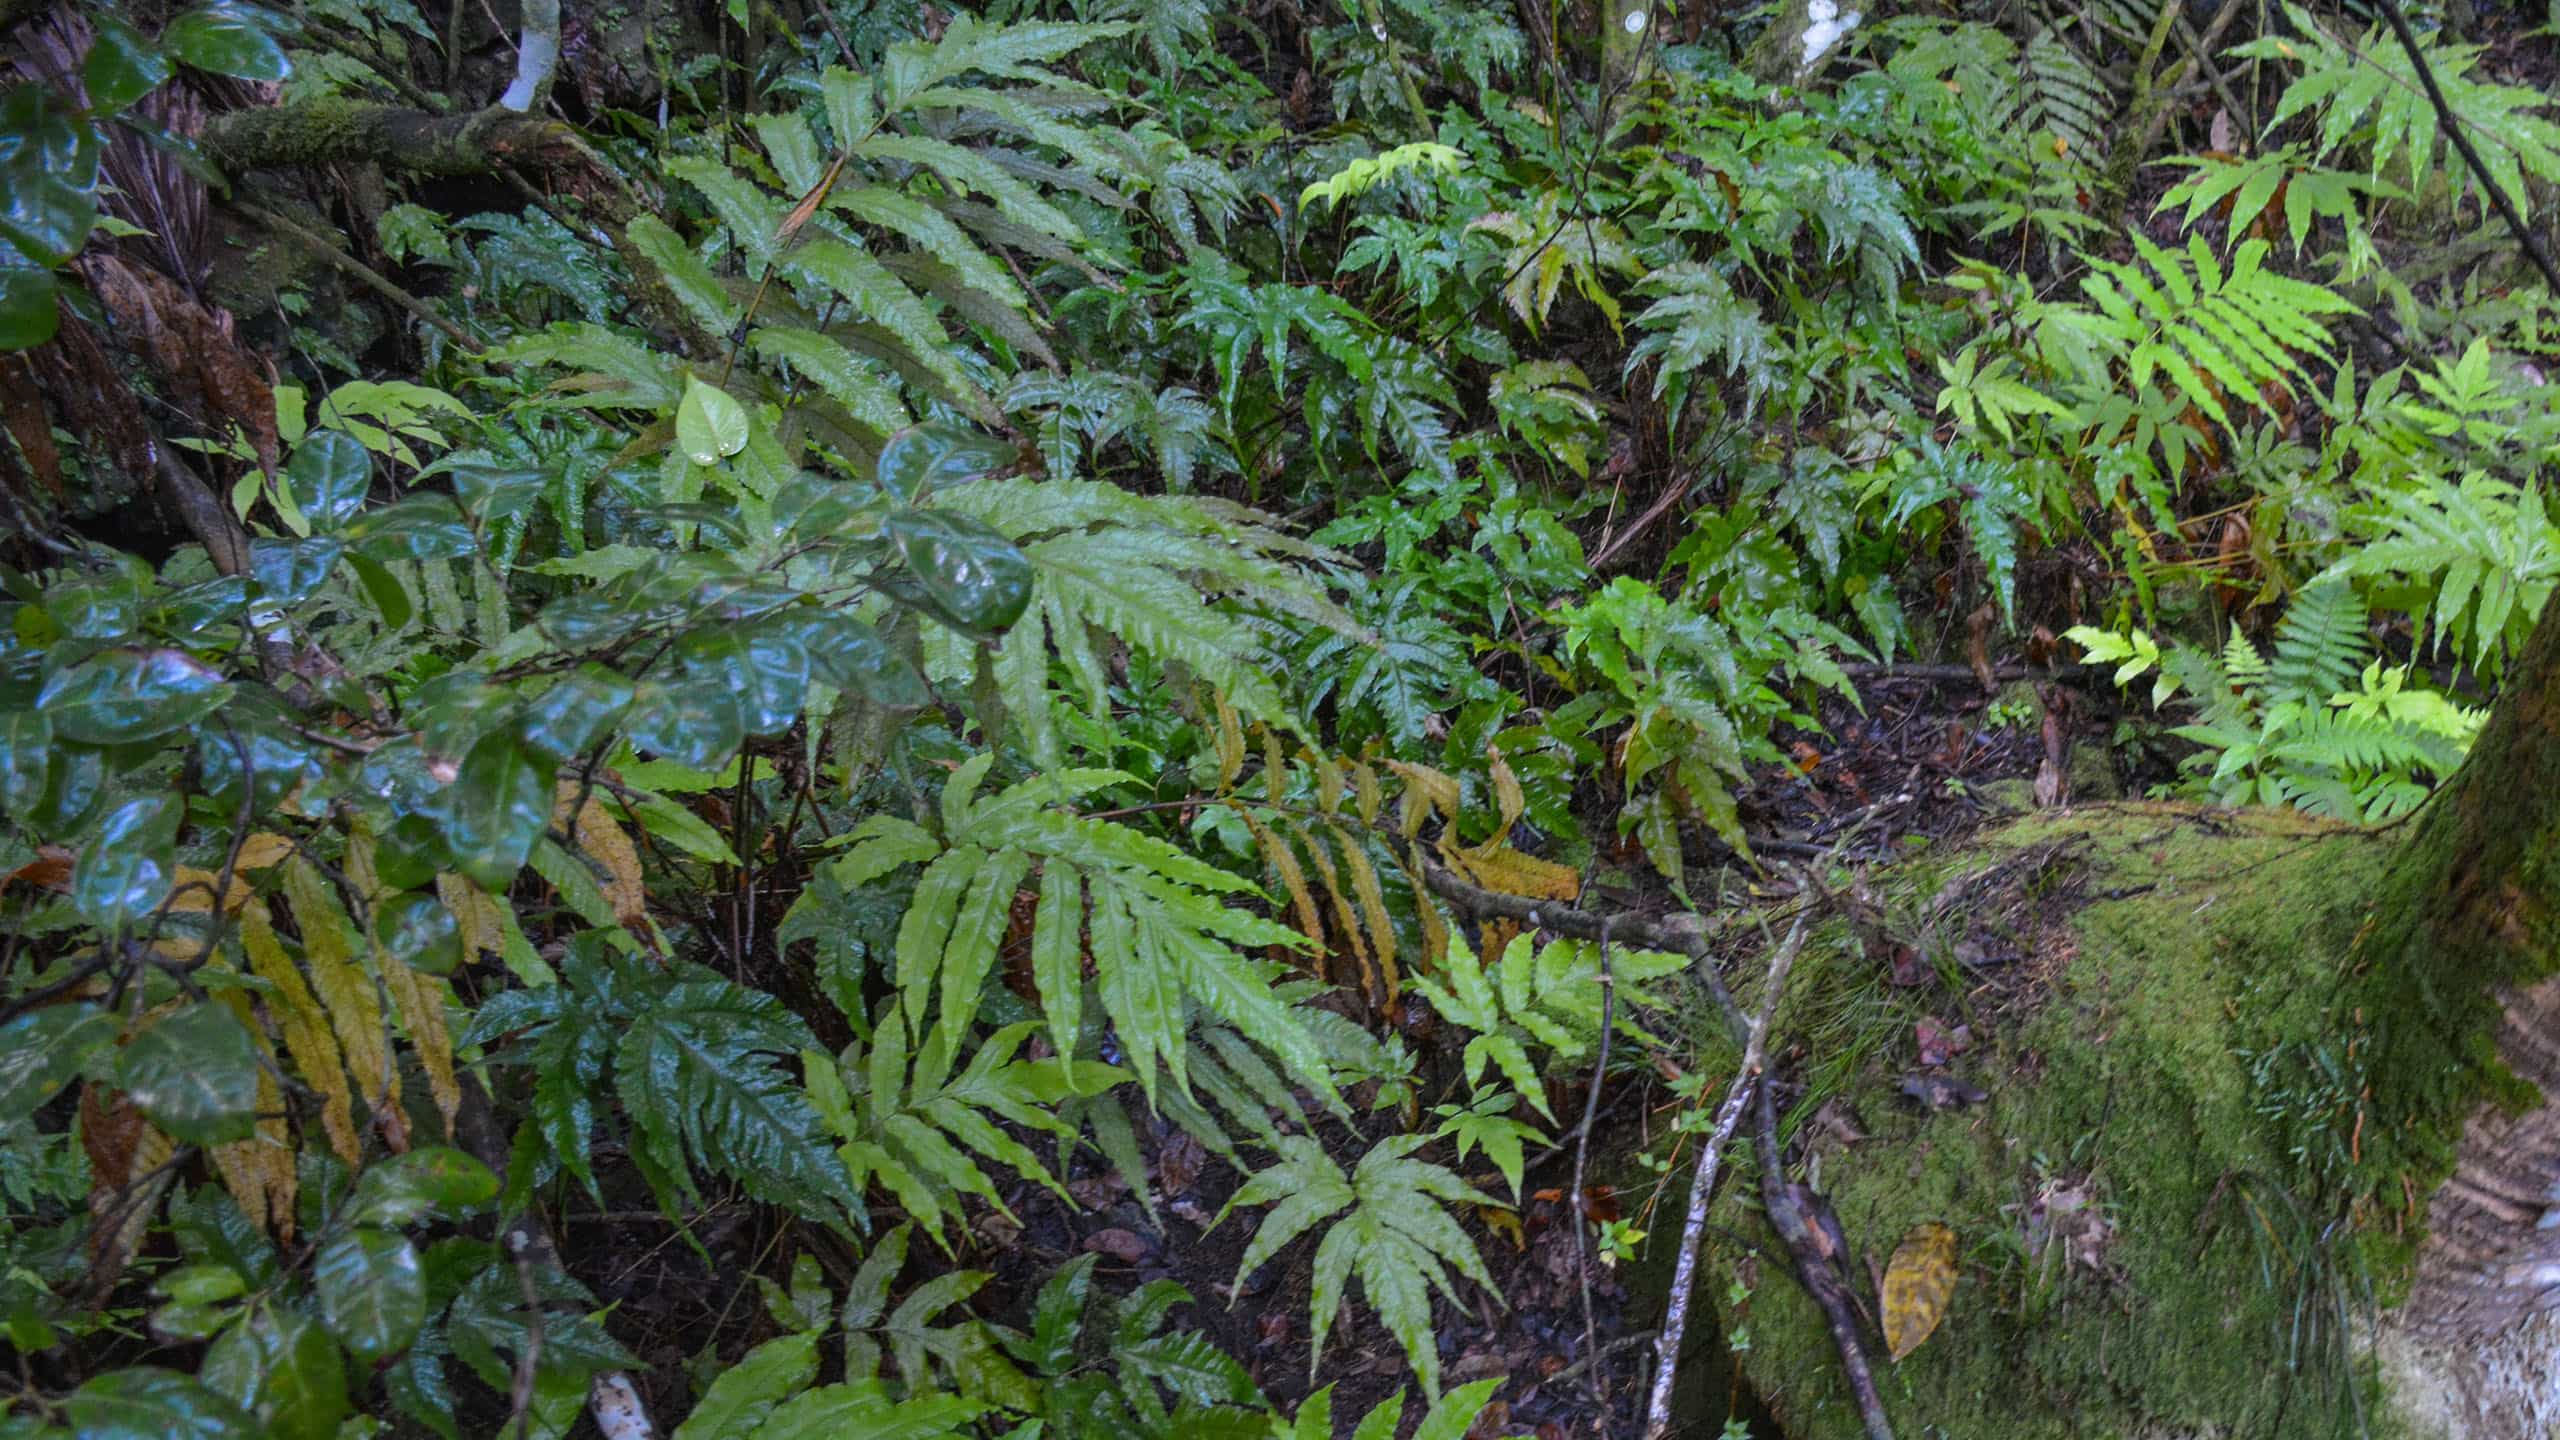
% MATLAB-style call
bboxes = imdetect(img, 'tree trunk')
[2370,607,2560,1338]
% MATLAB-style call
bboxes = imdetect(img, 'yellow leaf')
[242,899,360,1166]
[283,857,399,1129]
[1242,812,1323,951]
[382,960,460,1143]
[1353,760,1383,828]
[208,995,297,1243]
[1385,761,1460,840]
[1214,697,1244,792]
[1480,1205,1526,1251]
[1487,744,1525,833]
[559,786,648,934]
[1331,823,1397,1005]
[1290,819,1369,989]
[1262,726,1287,808]
[82,1084,174,1293]
[162,834,294,916]
[1882,1221,1959,1361]
[1446,842,1581,904]
[439,871,556,986]
[1402,842,1450,971]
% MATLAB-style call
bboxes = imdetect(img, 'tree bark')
[2372,607,2560,1337]
[202,99,580,177]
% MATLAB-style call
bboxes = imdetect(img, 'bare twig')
[1644,914,1807,1439]
[1570,916,1616,1401]
[506,1228,546,1440]
[234,202,483,353]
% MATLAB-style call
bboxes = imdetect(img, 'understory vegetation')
[0,0,2554,1433]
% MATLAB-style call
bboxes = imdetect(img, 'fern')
[1301,142,1466,212]
[1406,929,1690,1123]
[821,759,1331,1107]
[2048,235,2357,433]
[1627,261,1774,424]
[2236,3,2560,220]
[2155,146,2392,254]
[463,948,865,1228]
[2265,579,2368,707]
[805,1013,1114,1247]
[1873,441,2038,624]
[2320,470,2560,676]
[932,474,1354,765]
[1217,1133,1500,1397]
[1468,190,1642,334]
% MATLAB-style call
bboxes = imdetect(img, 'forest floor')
[536,666,2069,1437]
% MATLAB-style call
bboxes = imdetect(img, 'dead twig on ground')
[1643,912,1807,1439]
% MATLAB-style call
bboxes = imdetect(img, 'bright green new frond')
[2320,470,2560,675]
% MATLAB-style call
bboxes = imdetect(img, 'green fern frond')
[2236,3,2560,219]
[2266,581,2369,708]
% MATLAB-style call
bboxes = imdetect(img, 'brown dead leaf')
[1083,1228,1149,1263]
[1155,1131,1207,1198]
[1898,1071,1989,1111]
[1915,1017,1955,1068]
[79,253,277,478]
[1964,601,1998,693]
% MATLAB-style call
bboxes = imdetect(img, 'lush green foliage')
[2,0,2556,1432]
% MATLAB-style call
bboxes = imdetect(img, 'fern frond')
[2266,581,2369,708]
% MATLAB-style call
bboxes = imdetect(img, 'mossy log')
[1649,797,2556,1439]
[202,99,580,177]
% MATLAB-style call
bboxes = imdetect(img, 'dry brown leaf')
[81,1084,173,1296]
[79,253,277,478]
[559,787,647,934]
[1882,1221,1959,1360]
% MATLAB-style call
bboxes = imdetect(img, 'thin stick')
[235,202,483,353]
[1570,916,1616,1399]
[1643,914,1806,1440]
[506,1227,546,1440]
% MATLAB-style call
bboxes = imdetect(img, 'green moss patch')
[1688,805,2417,1440]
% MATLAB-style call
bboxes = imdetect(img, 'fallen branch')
[1643,913,1807,1439]
[1755,1079,1895,1440]
[204,99,579,177]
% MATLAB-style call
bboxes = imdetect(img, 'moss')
[1679,806,2432,1440]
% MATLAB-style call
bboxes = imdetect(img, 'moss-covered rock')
[1671,805,2428,1438]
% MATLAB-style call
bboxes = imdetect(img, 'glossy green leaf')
[344,551,413,631]
[114,1002,259,1146]
[0,709,51,820]
[346,1148,499,1226]
[670,1331,818,1440]
[756,1384,980,1440]
[875,425,1015,501]
[37,647,230,744]
[314,1229,426,1363]
[622,682,743,771]
[0,264,58,349]
[200,1307,349,1440]
[161,4,292,82]
[82,18,171,113]
[72,794,180,928]
[518,665,636,762]
[441,734,554,889]
[64,1367,253,1439]
[373,891,461,975]
[287,431,372,531]
[676,378,750,465]
[0,1003,114,1124]
[885,508,1032,636]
